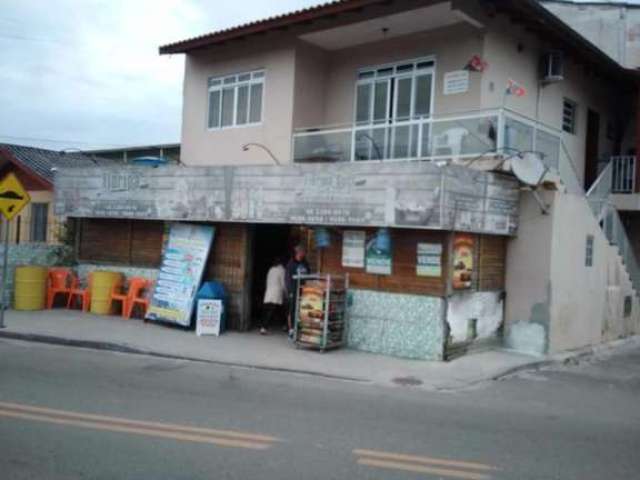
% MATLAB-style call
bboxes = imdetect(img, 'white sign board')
[196,299,223,336]
[342,230,366,268]
[417,243,443,277]
[443,70,470,95]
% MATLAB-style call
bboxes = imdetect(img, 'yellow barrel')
[14,266,48,311]
[90,271,123,315]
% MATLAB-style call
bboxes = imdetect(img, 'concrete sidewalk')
[0,309,544,391]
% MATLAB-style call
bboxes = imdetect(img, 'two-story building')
[55,0,640,360]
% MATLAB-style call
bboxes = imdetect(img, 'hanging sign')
[443,70,470,95]
[417,243,442,277]
[0,173,30,220]
[365,235,392,275]
[196,299,223,336]
[146,223,215,327]
[452,234,474,290]
[342,230,365,268]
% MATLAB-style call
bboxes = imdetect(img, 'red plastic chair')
[47,268,75,309]
[67,273,93,312]
[125,279,153,320]
[109,277,149,319]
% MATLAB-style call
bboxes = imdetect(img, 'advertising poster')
[196,299,223,336]
[342,230,365,268]
[452,233,474,290]
[365,236,392,275]
[417,243,442,277]
[146,223,215,327]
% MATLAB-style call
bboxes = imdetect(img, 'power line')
[0,133,130,148]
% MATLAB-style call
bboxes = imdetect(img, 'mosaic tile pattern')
[346,289,444,360]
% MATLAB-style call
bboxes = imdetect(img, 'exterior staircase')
[586,162,640,295]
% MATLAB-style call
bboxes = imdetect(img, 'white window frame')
[352,56,436,161]
[562,98,577,135]
[207,69,265,130]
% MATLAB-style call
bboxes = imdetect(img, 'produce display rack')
[293,273,349,352]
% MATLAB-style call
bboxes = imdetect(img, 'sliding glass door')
[353,59,434,161]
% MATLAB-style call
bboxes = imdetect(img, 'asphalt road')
[0,338,639,480]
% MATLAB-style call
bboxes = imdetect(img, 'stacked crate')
[294,274,348,351]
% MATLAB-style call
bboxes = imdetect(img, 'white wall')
[447,291,503,344]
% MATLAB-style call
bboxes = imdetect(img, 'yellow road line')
[357,458,493,480]
[353,448,498,471]
[0,401,277,443]
[0,408,273,450]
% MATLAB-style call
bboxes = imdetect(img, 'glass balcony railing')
[293,111,500,163]
[293,108,565,171]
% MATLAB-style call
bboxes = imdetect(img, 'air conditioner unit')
[540,51,564,84]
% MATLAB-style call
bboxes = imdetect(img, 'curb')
[491,335,640,380]
[0,331,368,384]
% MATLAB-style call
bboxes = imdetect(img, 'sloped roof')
[158,0,636,80]
[0,143,112,186]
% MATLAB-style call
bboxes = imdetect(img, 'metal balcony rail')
[611,155,636,193]
[587,162,640,295]
[586,162,613,221]
[603,204,640,293]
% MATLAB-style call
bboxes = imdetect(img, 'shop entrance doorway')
[249,224,297,331]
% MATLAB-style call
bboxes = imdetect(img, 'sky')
[0,0,322,150]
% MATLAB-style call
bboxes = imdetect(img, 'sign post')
[0,173,31,328]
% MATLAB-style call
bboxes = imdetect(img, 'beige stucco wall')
[505,189,640,355]
[320,23,484,127]
[180,41,296,166]
[292,42,328,129]
[480,15,620,188]
[504,191,554,354]
[548,192,640,353]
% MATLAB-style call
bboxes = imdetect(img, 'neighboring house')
[0,144,101,245]
[54,0,640,360]
[87,143,180,164]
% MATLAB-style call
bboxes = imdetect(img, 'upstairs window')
[208,70,264,129]
[562,98,577,134]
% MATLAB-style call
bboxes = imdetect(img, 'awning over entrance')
[54,162,519,235]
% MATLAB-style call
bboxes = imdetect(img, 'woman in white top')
[260,257,286,334]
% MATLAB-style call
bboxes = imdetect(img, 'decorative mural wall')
[346,288,444,360]
[54,162,520,236]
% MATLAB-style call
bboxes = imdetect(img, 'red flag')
[506,79,526,97]
[464,55,488,72]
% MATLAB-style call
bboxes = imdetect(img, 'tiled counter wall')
[346,289,445,360]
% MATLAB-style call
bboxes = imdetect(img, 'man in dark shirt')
[285,245,310,337]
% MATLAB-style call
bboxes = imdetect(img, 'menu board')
[342,230,366,268]
[196,299,223,336]
[146,223,215,327]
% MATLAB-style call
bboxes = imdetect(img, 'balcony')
[292,108,568,178]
